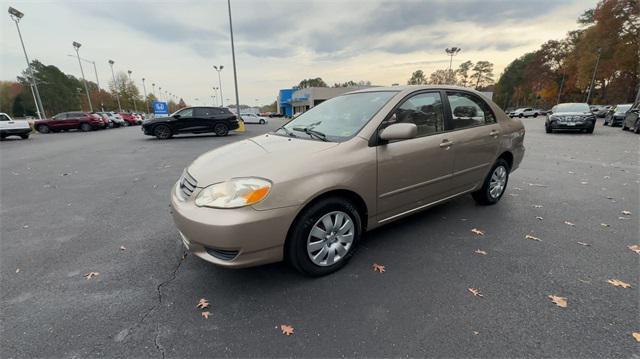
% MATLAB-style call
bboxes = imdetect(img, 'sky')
[1,0,593,107]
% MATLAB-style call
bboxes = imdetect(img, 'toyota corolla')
[171,86,525,276]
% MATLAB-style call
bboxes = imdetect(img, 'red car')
[119,112,142,126]
[35,112,104,133]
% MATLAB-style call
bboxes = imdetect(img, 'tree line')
[0,60,185,117]
[494,0,639,109]
[406,60,495,89]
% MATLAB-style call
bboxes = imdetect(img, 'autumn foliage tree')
[495,0,639,109]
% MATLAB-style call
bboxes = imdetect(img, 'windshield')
[553,103,590,113]
[278,91,396,142]
[615,104,631,113]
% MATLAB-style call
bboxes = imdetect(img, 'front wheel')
[533,113,538,118]
[545,125,552,133]
[153,125,173,139]
[259,119,265,124]
[80,123,92,132]
[37,125,50,133]
[214,123,229,136]
[286,197,362,276]
[472,159,510,205]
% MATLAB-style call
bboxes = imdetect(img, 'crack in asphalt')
[154,323,166,359]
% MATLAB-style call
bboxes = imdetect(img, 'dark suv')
[34,112,104,133]
[142,107,239,139]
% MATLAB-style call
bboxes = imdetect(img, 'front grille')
[206,248,239,261]
[179,170,197,198]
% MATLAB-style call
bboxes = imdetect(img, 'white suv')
[509,108,542,118]
[0,113,32,140]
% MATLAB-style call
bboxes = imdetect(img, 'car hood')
[187,134,339,187]
[143,117,171,125]
[551,111,592,116]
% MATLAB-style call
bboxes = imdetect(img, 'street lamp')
[108,60,122,112]
[68,53,102,111]
[586,48,602,105]
[127,70,138,112]
[8,6,46,119]
[141,78,150,114]
[445,47,461,84]
[73,41,93,112]
[213,65,224,106]
[227,0,243,128]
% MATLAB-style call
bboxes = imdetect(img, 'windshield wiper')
[275,126,296,137]
[292,126,328,141]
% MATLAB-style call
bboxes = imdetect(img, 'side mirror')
[379,123,417,142]
[173,114,181,119]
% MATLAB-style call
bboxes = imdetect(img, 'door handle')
[439,140,454,148]
[489,130,500,137]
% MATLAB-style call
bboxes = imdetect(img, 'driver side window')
[178,108,193,117]
[393,92,444,137]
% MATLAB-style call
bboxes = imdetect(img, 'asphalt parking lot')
[1,117,638,358]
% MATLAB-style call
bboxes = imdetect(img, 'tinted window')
[447,92,495,129]
[178,108,193,117]
[394,92,444,137]
[0,114,10,121]
[554,103,590,113]
[194,108,216,117]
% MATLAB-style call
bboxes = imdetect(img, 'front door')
[376,91,455,223]
[173,108,196,133]
[444,91,501,191]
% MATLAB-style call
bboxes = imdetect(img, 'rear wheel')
[586,126,594,134]
[472,159,510,205]
[37,125,50,133]
[214,123,229,136]
[153,125,173,139]
[533,113,538,118]
[259,119,265,124]
[286,197,362,276]
[80,123,92,132]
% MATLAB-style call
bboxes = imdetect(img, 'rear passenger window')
[393,92,445,137]
[194,108,215,117]
[446,92,496,129]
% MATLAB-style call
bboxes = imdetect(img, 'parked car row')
[142,106,239,139]
[603,104,633,127]
[544,102,640,135]
[508,108,547,118]
[34,111,145,134]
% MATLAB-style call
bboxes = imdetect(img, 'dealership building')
[277,86,371,117]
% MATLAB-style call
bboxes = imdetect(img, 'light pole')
[227,0,242,127]
[212,87,219,106]
[586,48,602,105]
[127,70,138,112]
[213,65,224,106]
[445,47,461,84]
[67,54,102,110]
[8,6,45,119]
[141,78,149,114]
[108,60,122,112]
[159,86,163,102]
[73,41,93,112]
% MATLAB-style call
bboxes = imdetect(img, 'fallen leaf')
[600,223,610,227]
[513,187,523,191]
[568,171,575,174]
[604,175,610,179]
[528,183,548,187]
[509,193,519,197]
[15,268,20,273]
[548,294,567,308]
[196,298,210,309]
[22,225,29,229]
[280,324,294,336]
[474,249,487,256]
[580,181,588,185]
[628,245,640,255]
[618,216,630,220]
[536,216,544,221]
[532,205,543,208]
[84,272,99,279]
[372,263,385,273]
[119,246,126,251]
[578,279,591,284]
[60,173,70,176]
[201,311,211,319]
[564,221,576,226]
[607,279,632,289]
[525,234,542,242]
[468,288,484,297]
[621,210,632,216]
[576,242,591,246]
[471,228,485,236]
[633,332,640,342]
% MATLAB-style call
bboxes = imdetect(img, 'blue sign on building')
[152,101,169,116]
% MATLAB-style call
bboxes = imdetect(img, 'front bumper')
[548,120,594,130]
[170,182,299,268]
[1,128,32,135]
[610,116,625,126]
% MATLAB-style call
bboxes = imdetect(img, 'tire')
[286,197,362,276]
[80,123,92,132]
[533,113,538,118]
[472,159,510,205]
[153,124,173,139]
[37,124,50,133]
[518,114,523,118]
[586,127,594,134]
[259,119,265,124]
[20,134,29,139]
[545,125,552,133]
[214,123,229,136]
[634,121,640,134]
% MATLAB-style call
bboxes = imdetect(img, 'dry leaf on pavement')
[528,183,548,187]
[15,268,20,273]
[576,242,591,246]
[372,263,385,273]
[471,228,485,236]
[628,245,640,255]
[196,298,210,309]
[474,249,487,255]
[607,279,632,289]
[600,223,610,227]
[621,210,632,216]
[201,311,211,319]
[564,221,576,226]
[548,295,567,308]
[84,272,99,279]
[468,288,484,297]
[536,216,544,221]
[280,324,294,336]
[532,204,543,208]
[119,246,126,251]
[633,332,640,342]
[525,234,542,242]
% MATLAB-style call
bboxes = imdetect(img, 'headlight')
[195,178,271,208]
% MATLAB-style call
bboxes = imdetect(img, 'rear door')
[193,107,217,132]
[376,91,455,222]
[444,91,501,191]
[65,112,83,129]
